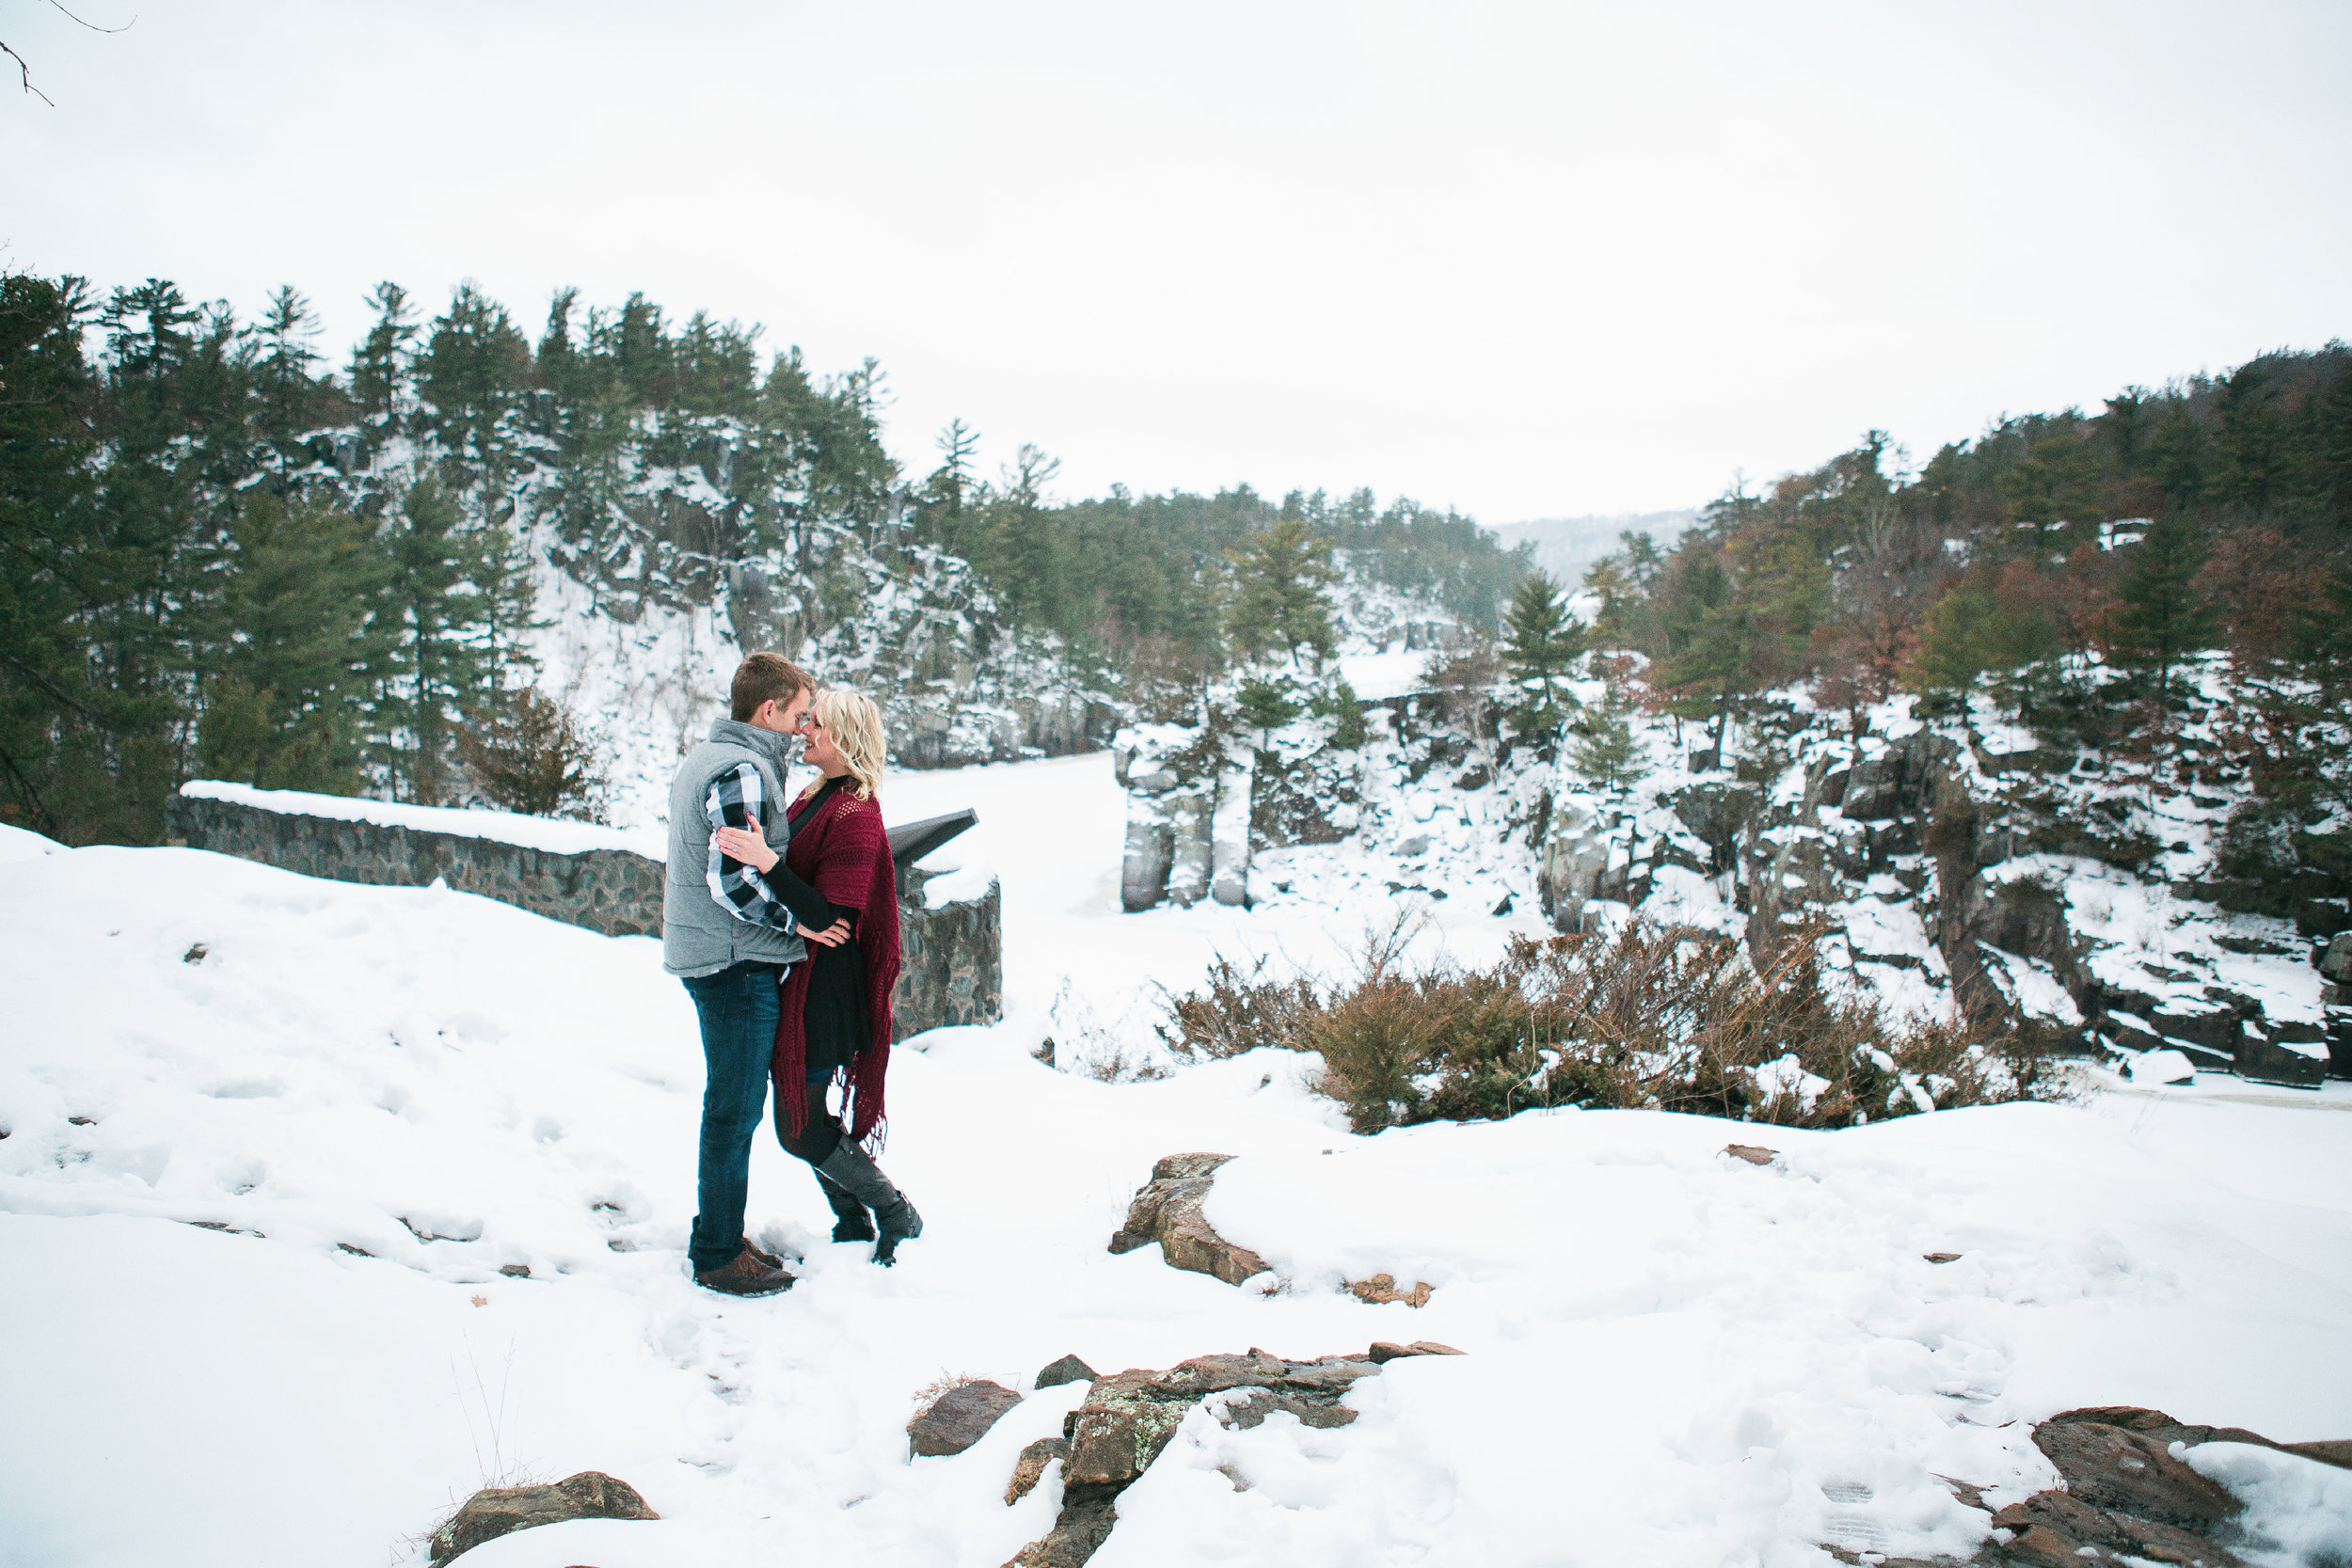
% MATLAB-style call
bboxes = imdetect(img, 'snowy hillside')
[5,759,2351,1568]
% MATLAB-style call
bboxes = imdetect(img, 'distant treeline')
[1578,343,2352,916]
[0,272,1520,844]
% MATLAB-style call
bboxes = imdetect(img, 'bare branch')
[48,1,135,33]
[3,40,57,105]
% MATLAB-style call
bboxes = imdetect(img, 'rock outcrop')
[1114,718,1368,911]
[1538,708,2350,1085]
[426,1471,658,1564]
[1821,1404,2352,1568]
[1004,1349,1415,1568]
[1107,1153,1270,1286]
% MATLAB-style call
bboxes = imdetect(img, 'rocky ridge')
[1117,655,2349,1086]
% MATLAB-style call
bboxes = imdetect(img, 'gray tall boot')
[815,1169,876,1243]
[814,1141,923,1265]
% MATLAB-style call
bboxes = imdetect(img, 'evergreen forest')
[0,272,1521,844]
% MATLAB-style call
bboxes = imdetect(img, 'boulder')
[911,1379,1025,1458]
[426,1471,657,1565]
[1107,1154,1270,1287]
[2030,1414,2241,1531]
[1367,1340,1463,1363]
[2318,931,2351,984]
[1034,1354,1098,1390]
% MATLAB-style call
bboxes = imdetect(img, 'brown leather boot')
[694,1244,795,1296]
[741,1236,787,1270]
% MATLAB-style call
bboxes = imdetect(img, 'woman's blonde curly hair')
[804,687,887,800]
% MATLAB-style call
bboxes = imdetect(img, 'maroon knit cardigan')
[771,781,900,1144]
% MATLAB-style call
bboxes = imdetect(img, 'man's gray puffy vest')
[662,717,810,977]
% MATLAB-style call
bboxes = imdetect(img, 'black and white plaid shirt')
[705,763,799,933]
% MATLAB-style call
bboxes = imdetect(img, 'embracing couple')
[660,652,921,1297]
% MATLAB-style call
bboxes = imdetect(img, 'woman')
[714,688,920,1265]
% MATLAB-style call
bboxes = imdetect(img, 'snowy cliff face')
[524,530,1121,830]
[282,423,1123,830]
[1117,646,2348,1087]
[1541,673,2345,1085]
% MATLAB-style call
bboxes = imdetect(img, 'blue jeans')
[680,961,782,1273]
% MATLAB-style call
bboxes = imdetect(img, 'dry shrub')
[456,685,611,821]
[1161,920,2055,1134]
[1155,911,1422,1062]
[1154,954,1326,1061]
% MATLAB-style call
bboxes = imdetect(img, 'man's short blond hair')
[730,653,811,721]
[811,688,887,800]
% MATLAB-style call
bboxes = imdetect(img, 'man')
[663,652,848,1296]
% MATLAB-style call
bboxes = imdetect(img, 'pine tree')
[1234,676,1301,740]
[348,281,418,428]
[1502,570,1585,718]
[1655,548,1754,768]
[0,273,175,843]
[420,283,534,506]
[1225,516,1337,667]
[1996,427,2108,542]
[194,494,387,792]
[249,285,324,443]
[2143,400,2213,514]
[2106,512,2217,702]
[1567,673,1641,789]
[1909,571,2058,701]
[376,477,502,804]
[2216,365,2289,515]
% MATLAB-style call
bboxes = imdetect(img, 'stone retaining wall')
[896,866,1006,1040]
[167,792,664,936]
[167,790,1002,1038]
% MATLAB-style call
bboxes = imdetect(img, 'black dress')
[766,775,869,1081]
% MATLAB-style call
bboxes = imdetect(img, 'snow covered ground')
[5,756,2350,1568]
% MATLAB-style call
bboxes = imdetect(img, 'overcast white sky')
[7,1,2348,523]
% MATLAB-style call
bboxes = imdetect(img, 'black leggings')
[774,1087,846,1166]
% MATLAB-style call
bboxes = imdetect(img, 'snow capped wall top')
[0,822,66,863]
[177,781,669,861]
